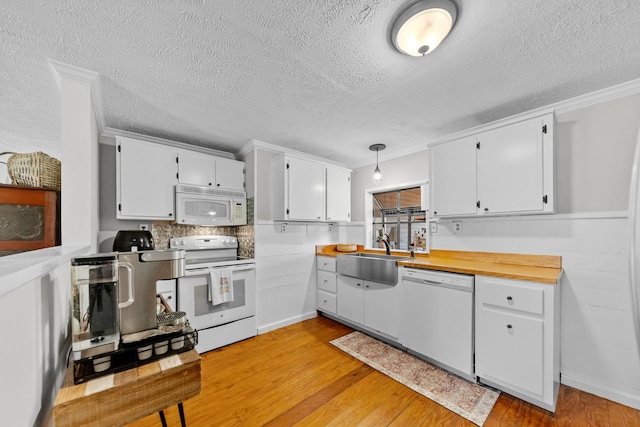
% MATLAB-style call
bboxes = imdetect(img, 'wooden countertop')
[53,349,201,427]
[316,245,562,284]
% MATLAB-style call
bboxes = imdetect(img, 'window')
[371,187,427,251]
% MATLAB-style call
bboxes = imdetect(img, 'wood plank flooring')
[127,316,640,426]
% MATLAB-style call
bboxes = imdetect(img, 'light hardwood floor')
[128,316,640,426]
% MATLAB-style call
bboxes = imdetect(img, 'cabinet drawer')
[479,279,543,315]
[317,256,337,272]
[317,271,337,293]
[317,290,337,314]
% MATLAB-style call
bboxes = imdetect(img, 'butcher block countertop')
[316,245,562,284]
[53,349,201,427]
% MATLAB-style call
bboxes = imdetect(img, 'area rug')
[330,331,499,426]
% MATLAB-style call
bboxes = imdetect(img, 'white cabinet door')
[288,157,325,221]
[178,149,215,186]
[479,309,544,396]
[477,117,545,214]
[337,275,363,324]
[325,166,351,222]
[430,136,477,217]
[215,158,245,191]
[117,137,177,219]
[363,281,398,338]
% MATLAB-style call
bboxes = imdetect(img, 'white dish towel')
[208,267,234,306]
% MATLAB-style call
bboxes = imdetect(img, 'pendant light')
[369,144,386,186]
[391,0,458,57]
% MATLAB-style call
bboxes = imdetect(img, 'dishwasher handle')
[402,273,474,292]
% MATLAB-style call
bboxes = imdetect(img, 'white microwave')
[175,185,247,226]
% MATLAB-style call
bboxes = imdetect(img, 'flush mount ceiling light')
[391,0,458,57]
[369,144,386,186]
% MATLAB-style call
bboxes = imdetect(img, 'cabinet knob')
[208,182,212,186]
[357,283,361,287]
[166,296,172,300]
[507,324,513,330]
[169,213,173,217]
[217,183,220,187]
[323,299,327,303]
[484,207,489,212]
[506,296,513,302]
[317,216,321,219]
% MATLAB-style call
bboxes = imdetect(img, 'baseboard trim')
[257,311,317,335]
[561,373,640,410]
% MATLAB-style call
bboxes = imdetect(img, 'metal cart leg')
[158,410,168,427]
[178,402,186,427]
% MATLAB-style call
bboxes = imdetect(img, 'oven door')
[175,191,233,226]
[177,264,255,330]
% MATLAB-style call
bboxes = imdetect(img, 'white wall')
[60,78,100,251]
[351,150,429,223]
[0,261,75,426]
[555,92,640,213]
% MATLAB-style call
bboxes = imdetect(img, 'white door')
[326,166,351,222]
[363,281,399,338]
[215,158,245,191]
[430,136,477,217]
[336,275,363,324]
[178,150,215,186]
[476,118,544,214]
[117,137,177,219]
[287,157,325,221]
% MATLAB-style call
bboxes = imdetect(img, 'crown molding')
[47,59,106,133]
[237,139,349,168]
[99,127,235,159]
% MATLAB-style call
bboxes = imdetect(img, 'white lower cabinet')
[336,275,398,339]
[475,275,559,412]
[316,256,338,315]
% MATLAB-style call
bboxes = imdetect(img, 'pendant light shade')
[391,0,458,57]
[369,144,386,186]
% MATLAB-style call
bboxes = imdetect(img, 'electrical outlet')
[281,223,287,233]
[430,222,437,233]
[328,223,333,232]
[139,223,149,231]
[453,221,462,233]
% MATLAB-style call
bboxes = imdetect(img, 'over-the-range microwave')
[175,184,247,226]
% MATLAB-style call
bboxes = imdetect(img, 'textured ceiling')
[1,0,639,167]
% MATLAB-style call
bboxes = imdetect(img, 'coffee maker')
[116,249,185,336]
[70,254,134,359]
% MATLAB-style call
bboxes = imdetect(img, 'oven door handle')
[226,265,255,272]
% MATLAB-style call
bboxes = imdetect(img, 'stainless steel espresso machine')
[70,236,190,383]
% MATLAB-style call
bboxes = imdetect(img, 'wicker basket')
[1,152,61,190]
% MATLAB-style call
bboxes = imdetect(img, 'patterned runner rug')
[331,331,500,426]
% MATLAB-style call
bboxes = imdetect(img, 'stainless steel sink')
[336,253,410,285]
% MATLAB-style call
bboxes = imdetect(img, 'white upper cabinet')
[326,165,351,222]
[177,149,214,186]
[215,158,245,192]
[272,154,351,222]
[178,150,244,192]
[430,113,555,218]
[430,136,477,217]
[477,116,551,215]
[116,137,177,220]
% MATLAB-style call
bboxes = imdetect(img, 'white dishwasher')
[399,268,475,381]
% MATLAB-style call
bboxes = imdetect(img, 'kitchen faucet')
[377,233,391,256]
